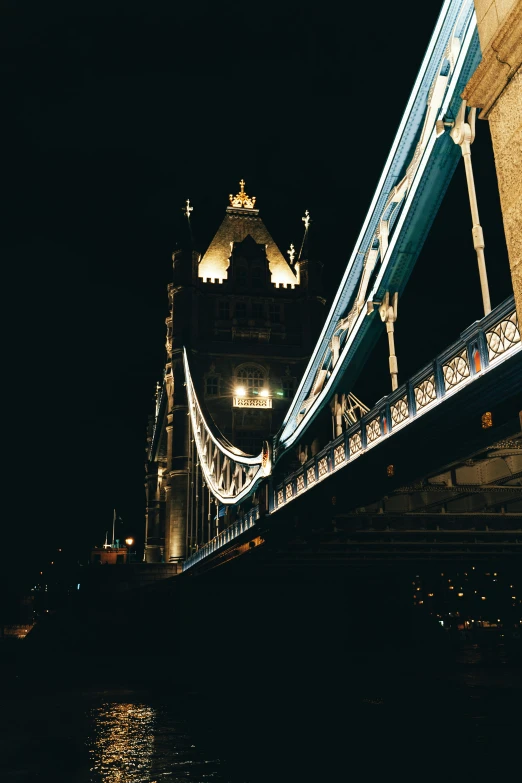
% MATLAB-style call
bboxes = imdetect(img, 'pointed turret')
[198,179,297,285]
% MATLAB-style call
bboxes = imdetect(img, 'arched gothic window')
[235,363,266,395]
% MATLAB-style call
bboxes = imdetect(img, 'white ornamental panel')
[233,397,272,408]
[486,311,520,362]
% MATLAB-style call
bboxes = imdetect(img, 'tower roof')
[198,180,297,285]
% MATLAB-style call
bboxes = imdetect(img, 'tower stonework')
[463,0,522,322]
[144,183,325,564]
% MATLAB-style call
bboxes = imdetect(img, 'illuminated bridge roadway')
[166,0,522,572]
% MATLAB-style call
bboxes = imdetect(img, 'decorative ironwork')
[297,474,305,493]
[273,9,481,454]
[443,348,470,390]
[262,440,270,472]
[307,466,316,485]
[350,432,362,455]
[334,444,345,466]
[277,489,284,506]
[233,396,272,408]
[318,457,328,478]
[414,375,437,409]
[342,393,370,426]
[286,483,293,500]
[183,350,265,506]
[390,396,409,426]
[229,179,256,209]
[366,418,381,443]
[302,209,311,229]
[486,311,520,361]
[287,243,296,264]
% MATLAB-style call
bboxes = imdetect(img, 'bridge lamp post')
[125,537,134,563]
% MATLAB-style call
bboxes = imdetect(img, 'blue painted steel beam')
[276,0,480,455]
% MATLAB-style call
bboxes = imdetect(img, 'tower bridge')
[144,0,522,572]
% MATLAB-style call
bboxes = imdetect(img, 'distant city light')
[481,411,493,428]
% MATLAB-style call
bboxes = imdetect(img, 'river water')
[1,640,521,782]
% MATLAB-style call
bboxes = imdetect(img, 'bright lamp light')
[235,386,246,396]
[259,388,269,397]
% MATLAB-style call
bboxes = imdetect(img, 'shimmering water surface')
[0,689,227,783]
[86,700,223,782]
[1,643,521,782]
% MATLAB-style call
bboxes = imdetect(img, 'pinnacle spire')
[298,209,311,261]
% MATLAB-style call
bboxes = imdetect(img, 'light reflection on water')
[86,700,222,783]
[88,703,155,782]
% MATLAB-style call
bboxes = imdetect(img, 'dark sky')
[3,1,513,581]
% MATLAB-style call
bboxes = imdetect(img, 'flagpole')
[112,509,116,548]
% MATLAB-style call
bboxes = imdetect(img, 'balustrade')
[272,299,519,512]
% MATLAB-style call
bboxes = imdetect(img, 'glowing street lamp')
[259,388,269,397]
[235,386,246,396]
[125,538,134,547]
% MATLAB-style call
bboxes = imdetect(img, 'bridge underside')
[184,350,521,573]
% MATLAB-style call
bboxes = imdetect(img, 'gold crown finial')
[229,179,256,209]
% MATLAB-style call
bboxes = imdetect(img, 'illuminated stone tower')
[144,181,325,564]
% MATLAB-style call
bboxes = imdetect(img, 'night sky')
[4,1,513,583]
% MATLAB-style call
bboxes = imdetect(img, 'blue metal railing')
[272,297,520,513]
[183,505,261,570]
[182,296,520,571]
